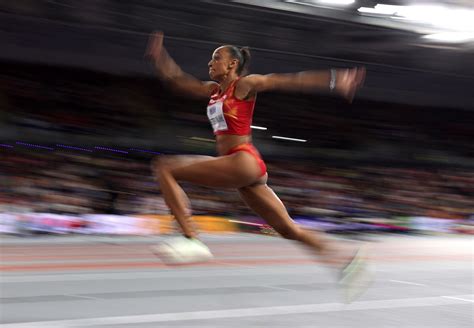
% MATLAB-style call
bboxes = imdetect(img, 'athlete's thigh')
[152,154,215,172]
[172,152,261,189]
[238,184,297,230]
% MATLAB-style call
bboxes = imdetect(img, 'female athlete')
[145,32,366,282]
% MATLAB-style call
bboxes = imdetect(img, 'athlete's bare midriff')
[216,134,252,156]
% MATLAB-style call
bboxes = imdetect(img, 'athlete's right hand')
[145,31,164,62]
[144,31,186,82]
[335,67,366,103]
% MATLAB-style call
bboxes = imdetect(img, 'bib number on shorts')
[207,101,228,132]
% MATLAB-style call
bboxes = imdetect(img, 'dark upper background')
[1,0,473,109]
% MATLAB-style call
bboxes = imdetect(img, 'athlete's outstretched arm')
[236,68,365,103]
[146,32,217,99]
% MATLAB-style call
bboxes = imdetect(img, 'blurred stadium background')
[0,0,472,236]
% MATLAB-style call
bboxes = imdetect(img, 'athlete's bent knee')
[151,155,173,176]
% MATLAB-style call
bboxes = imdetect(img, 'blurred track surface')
[1,234,473,327]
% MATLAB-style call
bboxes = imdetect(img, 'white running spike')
[151,237,213,264]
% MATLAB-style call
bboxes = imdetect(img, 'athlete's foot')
[338,244,373,303]
[151,236,214,265]
[318,242,351,268]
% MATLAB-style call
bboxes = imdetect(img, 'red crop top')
[207,77,256,135]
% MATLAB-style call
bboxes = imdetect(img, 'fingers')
[345,88,356,103]
[345,67,366,103]
[355,67,366,88]
[152,31,164,48]
[145,31,164,60]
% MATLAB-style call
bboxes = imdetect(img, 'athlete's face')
[208,47,237,81]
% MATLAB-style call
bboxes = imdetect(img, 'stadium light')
[272,136,307,142]
[358,4,474,31]
[422,32,474,43]
[357,4,398,16]
[358,4,474,43]
[286,0,355,7]
[314,0,355,5]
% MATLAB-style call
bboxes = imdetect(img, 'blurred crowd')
[0,65,163,138]
[1,149,472,221]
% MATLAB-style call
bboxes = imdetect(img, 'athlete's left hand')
[335,67,366,103]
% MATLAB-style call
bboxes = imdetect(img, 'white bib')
[207,101,228,132]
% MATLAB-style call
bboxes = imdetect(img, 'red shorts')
[226,143,267,178]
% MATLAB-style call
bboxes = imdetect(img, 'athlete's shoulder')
[237,74,273,89]
[205,81,219,96]
[238,74,265,84]
[234,74,271,98]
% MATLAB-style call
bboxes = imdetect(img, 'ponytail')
[223,45,251,76]
[239,47,251,76]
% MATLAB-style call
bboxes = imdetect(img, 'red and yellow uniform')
[207,77,255,136]
[207,78,267,177]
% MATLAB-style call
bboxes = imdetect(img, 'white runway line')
[263,285,295,292]
[441,296,474,303]
[0,267,324,283]
[64,294,102,301]
[212,260,254,269]
[389,279,427,286]
[1,294,472,327]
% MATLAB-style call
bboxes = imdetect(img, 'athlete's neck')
[218,74,239,95]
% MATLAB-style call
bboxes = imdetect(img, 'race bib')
[207,101,228,132]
